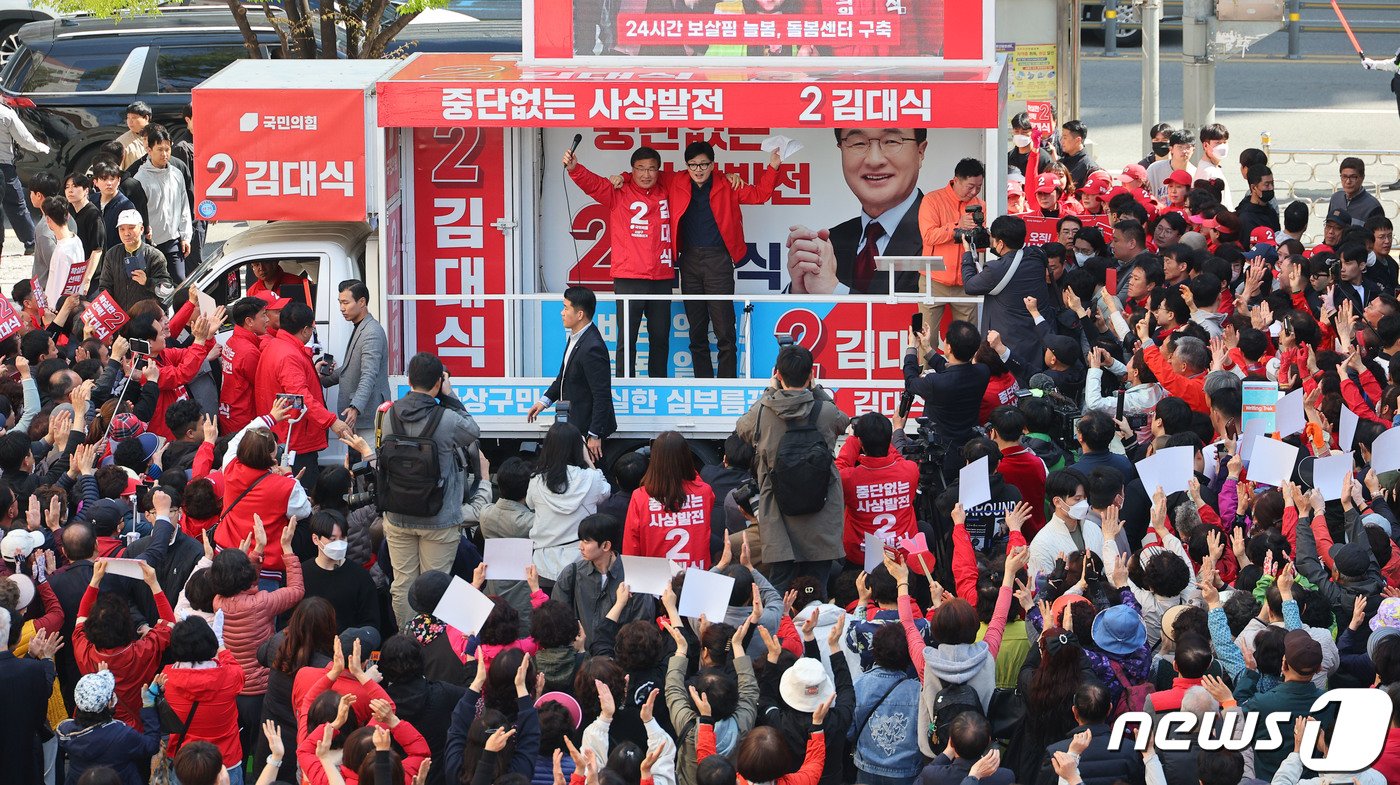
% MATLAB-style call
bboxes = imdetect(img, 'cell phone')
[898,390,913,418]
[911,312,923,335]
[319,353,335,366]
[275,393,305,411]
[127,338,152,356]
[123,255,146,277]
[1116,390,1126,421]
[882,545,903,563]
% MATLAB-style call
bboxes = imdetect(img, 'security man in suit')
[528,286,617,463]
[317,279,391,447]
[785,127,930,296]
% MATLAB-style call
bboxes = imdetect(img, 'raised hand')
[661,618,688,657]
[756,625,782,664]
[688,685,712,717]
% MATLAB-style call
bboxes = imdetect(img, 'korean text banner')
[532,0,985,61]
[192,89,368,222]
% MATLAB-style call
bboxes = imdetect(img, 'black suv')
[0,7,284,180]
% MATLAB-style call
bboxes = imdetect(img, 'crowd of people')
[4,101,1400,785]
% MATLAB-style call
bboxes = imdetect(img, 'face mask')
[1367,250,1377,268]
[321,539,349,563]
[1259,189,1275,203]
[1212,143,1229,160]
[1075,251,1090,265]
[1012,134,1032,148]
[1068,499,1091,520]
[1152,142,1171,157]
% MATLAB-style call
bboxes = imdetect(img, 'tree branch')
[224,0,266,59]
[261,0,291,59]
[363,9,418,59]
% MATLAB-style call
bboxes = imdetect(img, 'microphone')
[1028,372,1057,394]
[569,133,582,155]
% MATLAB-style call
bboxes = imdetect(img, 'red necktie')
[854,221,886,293]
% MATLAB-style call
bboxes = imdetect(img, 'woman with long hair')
[257,596,339,782]
[445,648,542,783]
[528,422,610,584]
[1008,625,1094,781]
[624,431,716,570]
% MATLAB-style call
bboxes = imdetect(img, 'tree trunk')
[285,0,318,58]
[320,0,338,59]
[261,1,291,59]
[344,0,363,59]
[223,0,266,58]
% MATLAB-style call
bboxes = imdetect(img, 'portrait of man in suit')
[785,127,928,295]
[528,285,617,462]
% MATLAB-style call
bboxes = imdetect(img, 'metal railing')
[385,289,983,383]
[1259,136,1400,245]
[1089,0,1400,57]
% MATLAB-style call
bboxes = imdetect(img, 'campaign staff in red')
[835,411,919,569]
[623,430,716,570]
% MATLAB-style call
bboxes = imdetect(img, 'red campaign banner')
[80,291,129,341]
[377,55,1001,130]
[772,303,916,381]
[29,278,46,311]
[0,297,22,341]
[1026,100,1054,137]
[616,14,902,47]
[192,89,367,222]
[1022,214,1112,246]
[535,0,978,60]
[411,128,507,377]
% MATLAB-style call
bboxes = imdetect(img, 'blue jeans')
[156,238,186,281]
[0,163,34,245]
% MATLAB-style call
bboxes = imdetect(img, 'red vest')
[213,459,297,572]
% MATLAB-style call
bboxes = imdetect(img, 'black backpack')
[376,404,447,516]
[931,682,985,749]
[767,400,832,517]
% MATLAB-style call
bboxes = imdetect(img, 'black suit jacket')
[544,323,616,439]
[828,189,924,295]
[0,652,55,785]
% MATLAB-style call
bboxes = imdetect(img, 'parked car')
[0,7,284,181]
[1081,0,1182,47]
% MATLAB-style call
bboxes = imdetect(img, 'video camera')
[1016,373,1082,452]
[953,205,990,250]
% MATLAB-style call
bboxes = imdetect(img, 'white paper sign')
[959,456,992,510]
[432,576,497,636]
[196,289,217,319]
[1339,406,1359,452]
[1275,389,1306,437]
[760,134,804,160]
[483,538,534,581]
[102,558,146,580]
[1374,427,1400,474]
[1240,418,1269,462]
[620,555,678,597]
[1202,442,1224,482]
[676,567,735,621]
[1247,437,1299,488]
[1313,452,1354,501]
[864,533,887,574]
[1136,445,1193,496]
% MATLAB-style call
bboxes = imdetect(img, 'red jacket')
[299,719,430,785]
[623,477,716,571]
[661,166,778,263]
[1146,675,1203,713]
[569,163,673,281]
[1144,343,1209,414]
[979,372,1019,425]
[145,338,216,439]
[220,325,264,433]
[214,459,299,573]
[74,584,176,730]
[213,553,303,696]
[292,666,394,741]
[161,648,246,765]
[254,329,337,454]
[834,437,919,565]
[952,523,1027,603]
[997,444,1048,539]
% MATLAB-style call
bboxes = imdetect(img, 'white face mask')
[1068,499,1091,520]
[321,539,349,563]
[1012,134,1032,148]
[1368,250,1378,268]
[1212,143,1229,161]
[1075,251,1091,265]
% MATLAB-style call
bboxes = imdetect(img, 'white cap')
[0,529,43,560]
[116,209,143,227]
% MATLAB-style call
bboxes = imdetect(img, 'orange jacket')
[918,183,984,286]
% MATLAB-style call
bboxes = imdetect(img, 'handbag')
[151,699,199,785]
[988,686,1027,743]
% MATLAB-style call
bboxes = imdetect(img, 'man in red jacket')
[986,405,1048,538]
[834,411,919,570]
[667,142,780,378]
[219,295,270,434]
[566,145,674,379]
[254,301,351,487]
[118,308,219,440]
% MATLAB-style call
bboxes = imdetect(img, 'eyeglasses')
[686,161,713,170]
[632,165,659,174]
[839,137,917,154]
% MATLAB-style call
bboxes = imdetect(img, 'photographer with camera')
[918,158,986,335]
[903,319,990,486]
[378,351,482,629]
[961,215,1050,382]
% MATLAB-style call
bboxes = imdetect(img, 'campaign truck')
[190,1,1009,465]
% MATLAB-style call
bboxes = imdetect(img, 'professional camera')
[345,461,377,510]
[1017,373,1082,452]
[899,419,952,494]
[734,478,761,517]
[952,205,990,250]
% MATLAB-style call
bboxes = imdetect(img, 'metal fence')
[1259,136,1400,245]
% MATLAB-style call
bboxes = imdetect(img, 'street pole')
[1141,0,1161,153]
[1181,0,1215,138]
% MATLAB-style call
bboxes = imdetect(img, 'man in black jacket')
[528,286,616,463]
[123,485,201,607]
[961,214,1050,381]
[1037,683,1146,785]
[0,612,61,785]
[904,318,991,485]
